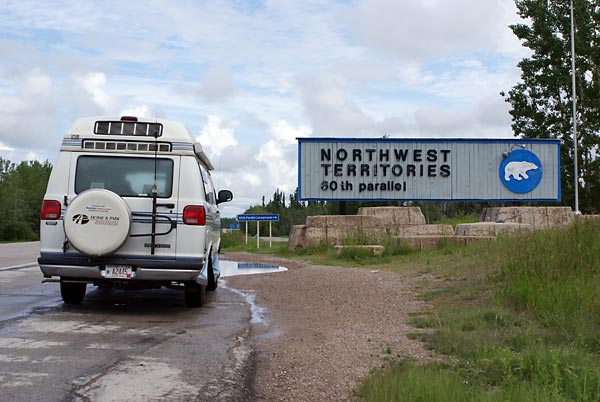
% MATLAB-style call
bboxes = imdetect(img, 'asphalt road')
[0,242,255,402]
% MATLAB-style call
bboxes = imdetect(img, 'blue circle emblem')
[499,149,543,194]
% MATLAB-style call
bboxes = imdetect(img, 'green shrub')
[354,220,600,402]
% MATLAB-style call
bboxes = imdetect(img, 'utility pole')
[570,0,580,214]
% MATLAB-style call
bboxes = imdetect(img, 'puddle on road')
[219,260,286,335]
[218,261,287,277]
[220,283,267,325]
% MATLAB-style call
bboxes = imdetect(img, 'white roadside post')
[269,221,272,248]
[256,221,260,249]
[245,222,248,245]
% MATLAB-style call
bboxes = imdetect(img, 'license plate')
[104,265,134,279]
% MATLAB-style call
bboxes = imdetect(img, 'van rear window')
[75,156,173,197]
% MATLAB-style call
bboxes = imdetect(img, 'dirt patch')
[222,252,432,402]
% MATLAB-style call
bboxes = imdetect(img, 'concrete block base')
[334,245,385,256]
[455,222,532,237]
[481,207,574,229]
[288,206,572,252]
[288,225,307,251]
[393,235,496,251]
[357,206,426,227]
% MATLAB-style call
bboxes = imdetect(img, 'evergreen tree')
[502,0,600,212]
[0,158,52,241]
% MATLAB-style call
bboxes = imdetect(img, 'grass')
[352,219,600,402]
[222,219,600,401]
[220,231,288,254]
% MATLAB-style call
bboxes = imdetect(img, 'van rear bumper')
[38,252,207,284]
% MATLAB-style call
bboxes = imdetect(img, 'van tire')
[60,280,86,304]
[184,283,205,307]
[206,263,217,291]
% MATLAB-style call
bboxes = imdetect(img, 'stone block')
[288,225,306,251]
[455,222,532,237]
[399,224,454,237]
[480,206,573,230]
[305,215,329,228]
[358,206,427,227]
[333,245,385,256]
[391,236,450,251]
[304,227,328,247]
[325,215,384,229]
[401,207,427,226]
[325,227,345,245]
[576,214,600,222]
[358,206,395,222]
[545,207,575,227]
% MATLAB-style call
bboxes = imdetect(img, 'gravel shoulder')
[222,252,432,402]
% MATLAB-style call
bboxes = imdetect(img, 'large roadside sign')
[298,138,561,202]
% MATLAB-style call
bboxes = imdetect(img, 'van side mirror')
[216,190,233,204]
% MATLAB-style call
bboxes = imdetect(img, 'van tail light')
[183,205,206,226]
[41,200,62,220]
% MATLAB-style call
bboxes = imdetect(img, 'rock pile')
[288,206,576,252]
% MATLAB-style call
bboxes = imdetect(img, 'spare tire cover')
[64,189,132,256]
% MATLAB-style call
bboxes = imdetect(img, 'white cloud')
[269,120,311,144]
[76,72,115,112]
[0,142,15,151]
[296,74,376,137]
[121,105,152,118]
[256,139,297,193]
[0,68,61,157]
[21,69,53,97]
[0,0,528,212]
[198,67,235,103]
[196,115,238,157]
[356,0,519,62]
[254,120,311,193]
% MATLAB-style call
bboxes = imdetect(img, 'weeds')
[354,219,600,402]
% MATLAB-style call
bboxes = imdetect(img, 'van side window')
[199,164,216,205]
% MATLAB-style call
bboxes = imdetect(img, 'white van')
[38,116,233,307]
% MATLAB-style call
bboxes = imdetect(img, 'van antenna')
[152,128,158,194]
[150,127,159,255]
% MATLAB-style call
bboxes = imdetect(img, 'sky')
[0,0,528,218]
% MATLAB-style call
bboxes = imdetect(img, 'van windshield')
[75,155,174,197]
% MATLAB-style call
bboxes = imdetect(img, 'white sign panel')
[298,138,561,202]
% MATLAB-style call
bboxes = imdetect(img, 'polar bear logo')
[504,161,539,181]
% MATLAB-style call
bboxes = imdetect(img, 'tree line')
[0,158,52,242]
[222,188,490,237]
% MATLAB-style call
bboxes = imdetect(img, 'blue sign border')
[297,137,561,203]
[237,214,280,222]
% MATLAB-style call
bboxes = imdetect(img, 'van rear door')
[70,153,179,258]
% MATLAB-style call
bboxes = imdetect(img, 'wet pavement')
[0,242,288,402]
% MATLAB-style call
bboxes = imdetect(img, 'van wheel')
[60,280,87,304]
[184,283,205,307]
[206,265,218,291]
